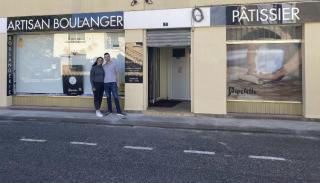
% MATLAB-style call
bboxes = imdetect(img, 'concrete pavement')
[0,108,320,135]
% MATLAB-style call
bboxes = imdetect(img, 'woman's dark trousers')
[93,82,104,110]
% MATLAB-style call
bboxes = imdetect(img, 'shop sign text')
[7,12,124,33]
[228,87,256,96]
[232,7,300,23]
[7,35,14,96]
[210,2,320,26]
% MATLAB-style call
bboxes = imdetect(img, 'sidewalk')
[0,108,320,136]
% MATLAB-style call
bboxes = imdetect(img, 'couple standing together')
[90,53,124,118]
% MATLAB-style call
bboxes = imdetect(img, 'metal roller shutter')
[147,29,191,47]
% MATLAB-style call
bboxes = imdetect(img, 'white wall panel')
[124,8,210,29]
[0,18,7,33]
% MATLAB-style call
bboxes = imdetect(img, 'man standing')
[103,53,124,117]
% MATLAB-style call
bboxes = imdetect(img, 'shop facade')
[0,0,320,119]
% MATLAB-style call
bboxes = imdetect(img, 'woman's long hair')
[92,57,104,67]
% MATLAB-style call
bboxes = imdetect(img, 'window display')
[227,25,302,101]
[15,32,125,96]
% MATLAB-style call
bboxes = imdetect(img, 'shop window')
[105,33,123,49]
[15,32,125,96]
[227,25,302,41]
[68,33,85,43]
[226,25,302,102]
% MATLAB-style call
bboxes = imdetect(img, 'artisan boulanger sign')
[7,12,123,33]
[211,2,320,26]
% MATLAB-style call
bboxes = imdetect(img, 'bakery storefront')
[2,1,320,119]
[6,12,126,109]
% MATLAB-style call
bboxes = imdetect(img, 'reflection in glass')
[227,25,302,41]
[15,32,125,96]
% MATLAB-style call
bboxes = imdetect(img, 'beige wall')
[193,27,227,114]
[124,29,146,111]
[146,0,299,9]
[124,84,144,111]
[0,34,12,107]
[304,23,320,119]
[0,0,302,17]
[0,0,143,17]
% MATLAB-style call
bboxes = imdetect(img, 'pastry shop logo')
[228,87,256,96]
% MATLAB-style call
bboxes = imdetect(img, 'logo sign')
[192,8,204,23]
[62,65,84,96]
[7,35,15,96]
[7,12,124,33]
[211,2,320,26]
[69,76,77,85]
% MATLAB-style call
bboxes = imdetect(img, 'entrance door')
[171,48,190,100]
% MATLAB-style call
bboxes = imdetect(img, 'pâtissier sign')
[231,5,300,23]
[211,2,320,26]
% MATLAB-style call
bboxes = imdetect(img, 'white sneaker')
[116,113,125,118]
[96,110,103,117]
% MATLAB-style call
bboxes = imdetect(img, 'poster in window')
[62,65,84,96]
[125,42,143,83]
[227,43,302,102]
[227,27,302,102]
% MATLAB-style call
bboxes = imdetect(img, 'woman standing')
[90,57,105,117]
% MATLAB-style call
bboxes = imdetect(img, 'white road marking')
[123,146,153,151]
[249,155,286,161]
[218,142,232,150]
[183,150,215,155]
[70,141,97,146]
[20,138,47,143]
[224,154,233,157]
[218,142,227,146]
[241,132,252,136]
[297,136,319,140]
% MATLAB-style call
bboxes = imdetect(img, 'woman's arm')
[90,67,95,90]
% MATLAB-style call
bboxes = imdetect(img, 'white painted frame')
[0,18,7,33]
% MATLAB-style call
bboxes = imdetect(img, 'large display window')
[227,25,302,102]
[15,32,125,96]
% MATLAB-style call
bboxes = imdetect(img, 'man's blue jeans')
[104,82,122,113]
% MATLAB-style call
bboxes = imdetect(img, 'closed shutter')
[147,29,191,47]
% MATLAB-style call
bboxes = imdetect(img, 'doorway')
[148,47,191,113]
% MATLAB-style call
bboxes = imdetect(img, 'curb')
[1,115,320,137]
[6,106,320,122]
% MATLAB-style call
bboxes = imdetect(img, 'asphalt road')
[0,120,319,183]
